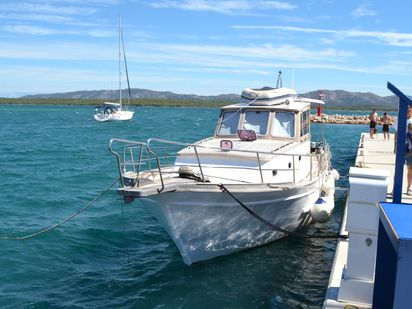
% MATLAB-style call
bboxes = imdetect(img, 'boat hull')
[94,110,134,122]
[139,182,319,265]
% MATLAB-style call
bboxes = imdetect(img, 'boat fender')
[331,169,340,180]
[310,192,335,223]
[321,172,336,196]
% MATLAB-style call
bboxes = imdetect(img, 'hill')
[21,88,239,103]
[20,88,401,110]
[303,90,398,110]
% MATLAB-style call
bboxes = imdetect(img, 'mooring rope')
[0,177,120,241]
[218,184,348,239]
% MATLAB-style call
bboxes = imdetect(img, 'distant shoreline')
[0,98,229,108]
[0,98,398,111]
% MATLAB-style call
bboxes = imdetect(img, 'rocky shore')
[311,114,395,125]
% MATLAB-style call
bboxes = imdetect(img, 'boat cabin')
[214,102,311,143]
[100,102,122,114]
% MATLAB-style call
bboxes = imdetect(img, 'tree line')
[0,97,390,110]
[0,97,230,108]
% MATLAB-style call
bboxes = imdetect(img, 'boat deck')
[323,132,412,308]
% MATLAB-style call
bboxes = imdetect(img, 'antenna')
[291,68,295,89]
[276,70,282,88]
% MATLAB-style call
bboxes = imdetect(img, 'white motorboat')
[94,18,134,122]
[109,73,338,265]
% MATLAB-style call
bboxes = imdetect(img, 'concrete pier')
[311,114,395,125]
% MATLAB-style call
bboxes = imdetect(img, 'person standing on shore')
[393,116,398,153]
[369,108,378,138]
[382,112,390,140]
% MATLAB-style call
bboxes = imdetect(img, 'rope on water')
[0,177,120,241]
[218,184,348,239]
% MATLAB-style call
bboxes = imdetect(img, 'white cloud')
[233,25,412,47]
[0,13,74,23]
[0,12,100,27]
[2,25,60,36]
[0,1,97,15]
[0,64,113,94]
[351,4,376,18]
[129,42,354,69]
[0,41,115,61]
[150,0,296,14]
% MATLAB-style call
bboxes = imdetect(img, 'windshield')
[271,111,295,137]
[217,111,240,135]
[243,111,269,135]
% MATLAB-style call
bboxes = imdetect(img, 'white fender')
[311,193,335,223]
[331,169,340,180]
[322,170,337,196]
[312,169,338,223]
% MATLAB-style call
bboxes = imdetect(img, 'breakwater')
[311,114,395,125]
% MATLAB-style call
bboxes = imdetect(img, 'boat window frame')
[300,108,311,137]
[215,107,306,140]
[270,110,297,139]
[242,109,270,136]
[216,110,242,137]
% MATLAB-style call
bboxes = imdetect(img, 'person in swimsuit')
[381,112,390,141]
[406,123,412,195]
[369,108,378,139]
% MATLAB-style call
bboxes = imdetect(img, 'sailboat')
[94,18,134,122]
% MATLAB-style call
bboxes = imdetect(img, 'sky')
[1,0,412,97]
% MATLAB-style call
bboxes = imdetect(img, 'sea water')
[0,104,370,308]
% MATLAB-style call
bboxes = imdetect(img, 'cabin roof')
[103,102,122,108]
[221,100,311,112]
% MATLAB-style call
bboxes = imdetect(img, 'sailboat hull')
[138,182,319,265]
[94,110,134,122]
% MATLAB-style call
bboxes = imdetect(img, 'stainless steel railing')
[109,137,330,191]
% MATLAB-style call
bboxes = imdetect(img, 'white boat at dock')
[109,72,338,265]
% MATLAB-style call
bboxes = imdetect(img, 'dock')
[323,132,412,308]
[355,133,412,202]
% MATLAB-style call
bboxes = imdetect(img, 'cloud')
[351,4,376,18]
[0,12,101,28]
[1,39,411,96]
[2,25,61,36]
[150,0,296,14]
[0,64,114,95]
[0,1,97,15]
[233,25,412,47]
[131,42,354,68]
[1,24,108,37]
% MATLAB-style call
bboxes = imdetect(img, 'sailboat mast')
[121,23,132,105]
[118,17,122,105]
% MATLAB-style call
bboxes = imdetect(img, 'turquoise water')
[0,105,368,308]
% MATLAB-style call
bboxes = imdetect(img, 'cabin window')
[271,112,295,137]
[243,111,269,135]
[301,109,310,136]
[217,111,240,135]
